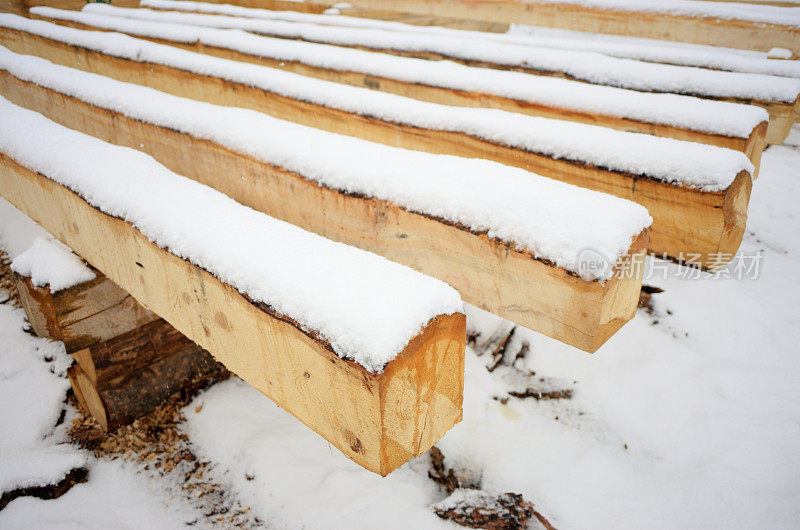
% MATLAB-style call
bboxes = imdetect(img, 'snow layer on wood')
[0,198,95,292]
[140,0,800,79]
[7,13,769,141]
[0,97,464,373]
[506,24,800,80]
[138,0,800,75]
[0,48,654,274]
[0,20,756,191]
[10,237,96,292]
[75,4,800,104]
[525,0,800,27]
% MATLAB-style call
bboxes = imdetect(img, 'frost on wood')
[0,97,464,373]
[0,47,654,277]
[77,3,800,104]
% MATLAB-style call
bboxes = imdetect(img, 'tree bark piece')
[0,65,650,352]
[0,151,466,476]
[12,269,158,353]
[67,319,223,431]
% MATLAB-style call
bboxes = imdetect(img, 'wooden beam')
[334,7,509,32]
[184,0,331,14]
[68,318,224,431]
[0,66,650,351]
[12,269,158,353]
[0,28,749,271]
[341,0,800,54]
[0,0,139,17]
[0,149,466,476]
[0,0,323,17]
[33,11,773,154]
[65,6,786,146]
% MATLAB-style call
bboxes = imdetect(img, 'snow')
[0,97,464,373]
[0,460,197,530]
[10,238,96,292]
[0,40,756,196]
[5,14,769,140]
[768,47,793,59]
[0,289,200,529]
[0,198,95,293]
[75,4,800,103]
[505,25,800,79]
[139,0,800,79]
[0,48,658,273]
[180,379,447,528]
[0,302,85,493]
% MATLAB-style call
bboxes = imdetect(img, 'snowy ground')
[1,142,799,528]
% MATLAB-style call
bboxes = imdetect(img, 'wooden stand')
[14,266,222,431]
[67,319,223,432]
[12,269,157,353]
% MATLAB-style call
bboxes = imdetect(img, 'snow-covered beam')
[64,3,793,146]
[340,0,800,55]
[30,7,777,152]
[0,98,467,476]
[0,0,326,17]
[0,20,754,271]
[0,47,654,352]
[136,0,800,80]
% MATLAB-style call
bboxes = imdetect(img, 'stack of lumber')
[0,43,651,349]
[0,17,754,270]
[2,0,785,474]
[0,46,651,470]
[65,3,798,144]
[136,0,800,77]
[332,0,800,54]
